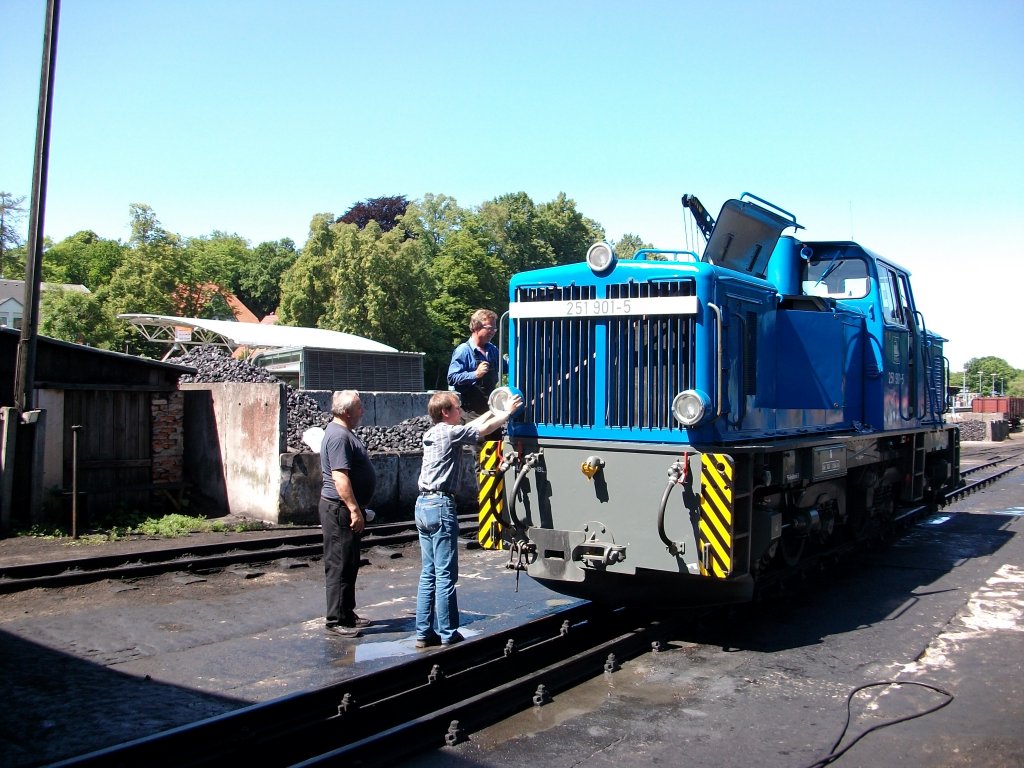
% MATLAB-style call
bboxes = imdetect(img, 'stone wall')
[182,383,472,525]
[279,449,479,525]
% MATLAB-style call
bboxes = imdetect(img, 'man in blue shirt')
[447,308,505,416]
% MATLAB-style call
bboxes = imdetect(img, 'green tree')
[614,233,652,260]
[42,231,127,289]
[237,238,298,318]
[536,192,605,266]
[278,213,344,327]
[321,221,431,356]
[96,223,189,354]
[40,288,117,347]
[963,356,1017,396]
[422,228,507,387]
[1006,371,1024,397]
[0,192,27,279]
[473,192,554,281]
[400,193,465,259]
[184,231,250,292]
[128,202,177,247]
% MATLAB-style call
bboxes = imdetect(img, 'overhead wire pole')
[2,0,60,534]
[14,0,61,413]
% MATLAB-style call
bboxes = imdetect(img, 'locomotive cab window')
[879,265,912,326]
[801,254,869,299]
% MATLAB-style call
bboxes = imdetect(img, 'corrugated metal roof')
[117,314,398,353]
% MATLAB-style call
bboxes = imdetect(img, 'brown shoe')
[326,624,361,638]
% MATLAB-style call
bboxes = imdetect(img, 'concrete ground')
[0,531,572,767]
[406,467,1024,768]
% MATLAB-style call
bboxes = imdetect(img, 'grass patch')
[17,514,271,542]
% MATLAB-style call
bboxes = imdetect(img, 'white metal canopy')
[117,314,398,360]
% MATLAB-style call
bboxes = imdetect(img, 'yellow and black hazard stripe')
[698,453,734,578]
[476,440,505,550]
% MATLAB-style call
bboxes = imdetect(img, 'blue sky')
[3,0,1022,371]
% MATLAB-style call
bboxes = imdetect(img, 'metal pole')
[71,424,81,538]
[13,0,61,413]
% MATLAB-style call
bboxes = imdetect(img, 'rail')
[0,516,479,593]
[48,603,667,768]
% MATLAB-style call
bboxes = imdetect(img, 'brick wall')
[151,390,184,483]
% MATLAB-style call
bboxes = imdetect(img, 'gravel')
[171,346,430,453]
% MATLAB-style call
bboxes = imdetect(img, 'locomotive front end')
[501,247,755,606]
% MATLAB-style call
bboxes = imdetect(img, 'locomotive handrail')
[708,302,724,418]
[632,248,699,262]
[914,310,941,419]
[739,192,802,230]
[943,356,952,413]
[498,309,510,388]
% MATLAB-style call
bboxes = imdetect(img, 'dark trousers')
[319,497,360,625]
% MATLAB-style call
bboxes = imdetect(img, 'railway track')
[0,516,478,594]
[4,446,1021,595]
[950,452,1024,501]
[49,602,670,768]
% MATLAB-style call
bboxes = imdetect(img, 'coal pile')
[176,346,278,384]
[957,419,987,441]
[357,415,433,453]
[286,387,332,449]
[171,346,430,453]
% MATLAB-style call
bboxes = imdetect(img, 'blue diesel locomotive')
[495,193,961,606]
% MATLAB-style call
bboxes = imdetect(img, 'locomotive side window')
[878,266,904,324]
[896,272,915,322]
[801,254,869,299]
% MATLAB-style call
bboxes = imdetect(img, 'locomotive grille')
[514,284,597,427]
[606,281,695,430]
[514,280,695,431]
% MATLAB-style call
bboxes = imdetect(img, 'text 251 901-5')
[565,299,633,317]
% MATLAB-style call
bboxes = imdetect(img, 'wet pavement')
[0,535,575,767]
[404,470,1024,768]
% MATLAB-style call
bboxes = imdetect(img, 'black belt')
[321,497,351,507]
[419,490,454,498]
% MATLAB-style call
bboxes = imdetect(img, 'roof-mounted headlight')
[672,389,711,427]
[586,241,616,274]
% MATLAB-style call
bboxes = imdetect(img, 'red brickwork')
[151,391,184,484]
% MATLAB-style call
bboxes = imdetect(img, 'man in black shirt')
[319,390,376,637]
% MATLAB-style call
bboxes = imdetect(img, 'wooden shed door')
[64,390,152,517]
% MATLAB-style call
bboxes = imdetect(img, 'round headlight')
[586,241,616,274]
[488,386,524,416]
[672,390,711,427]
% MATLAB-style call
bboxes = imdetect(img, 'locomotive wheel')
[753,540,778,578]
[779,528,805,567]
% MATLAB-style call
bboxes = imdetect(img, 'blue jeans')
[415,495,460,642]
